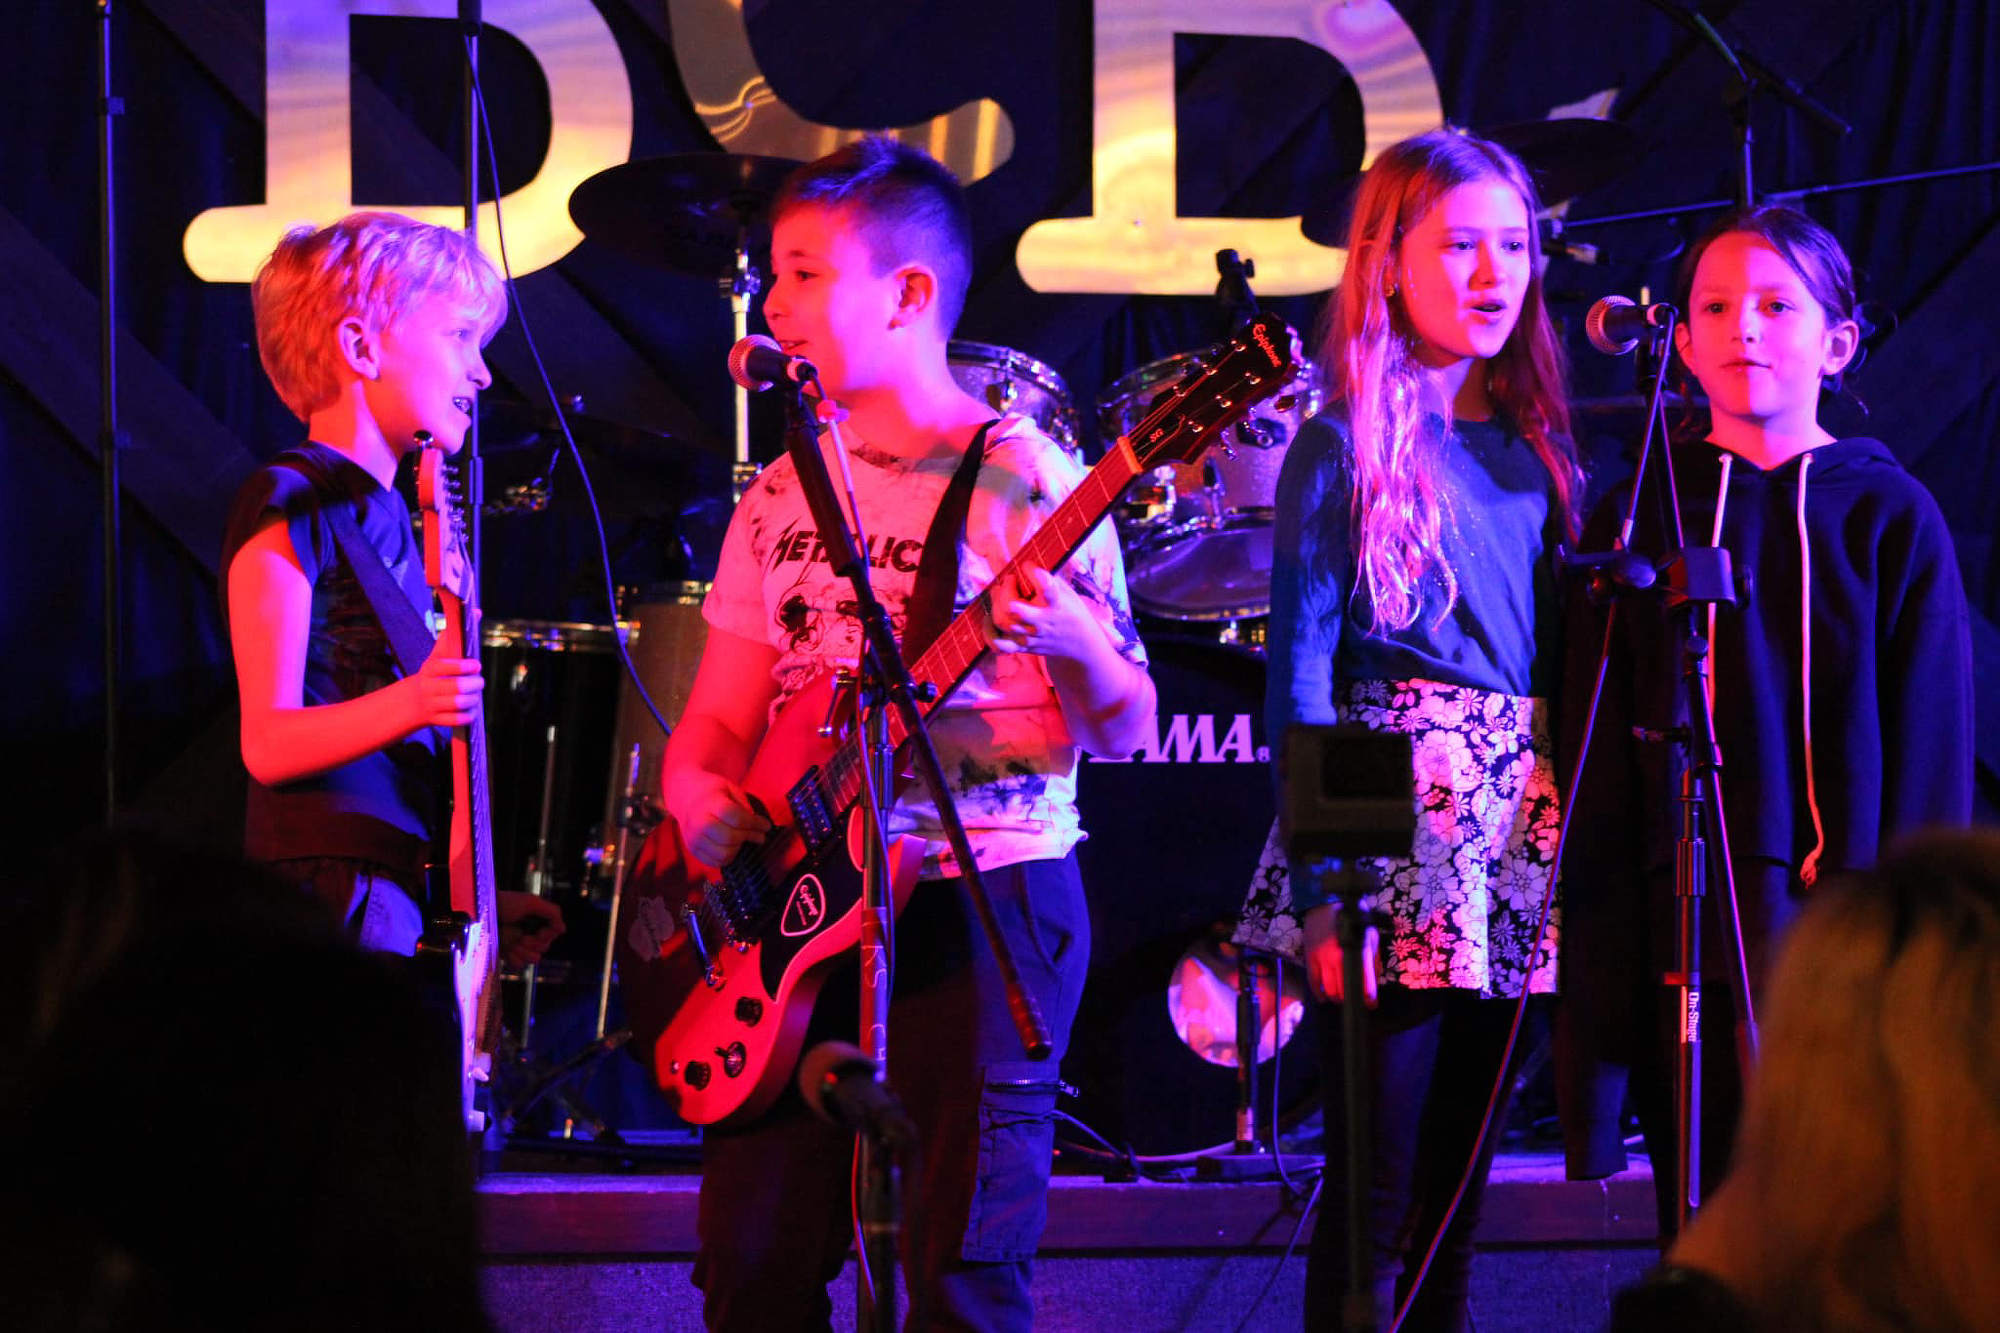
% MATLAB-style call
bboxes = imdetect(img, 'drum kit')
[485,120,1636,1151]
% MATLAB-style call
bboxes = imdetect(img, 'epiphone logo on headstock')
[780,875,828,938]
[1253,323,1280,366]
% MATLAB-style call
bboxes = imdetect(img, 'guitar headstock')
[1119,312,1304,471]
[415,433,473,607]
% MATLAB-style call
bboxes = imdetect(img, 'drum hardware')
[515,718,563,1053]
[595,742,662,1048]
[946,340,1082,460]
[569,153,802,498]
[1070,634,1317,1157]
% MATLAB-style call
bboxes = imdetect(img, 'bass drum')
[596,583,711,895]
[948,340,1081,459]
[1068,630,1317,1156]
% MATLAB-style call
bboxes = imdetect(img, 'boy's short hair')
[773,136,974,336]
[251,211,507,422]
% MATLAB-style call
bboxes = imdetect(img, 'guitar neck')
[813,439,1145,816]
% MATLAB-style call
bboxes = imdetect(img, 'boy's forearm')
[660,714,757,825]
[241,679,425,787]
[1048,634,1157,759]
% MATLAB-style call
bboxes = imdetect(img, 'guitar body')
[616,313,1302,1128]
[619,671,925,1126]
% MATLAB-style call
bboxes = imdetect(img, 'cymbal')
[568,152,803,275]
[1483,118,1641,206]
[1299,119,1640,248]
[477,407,729,520]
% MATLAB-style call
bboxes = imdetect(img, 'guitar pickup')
[789,768,836,848]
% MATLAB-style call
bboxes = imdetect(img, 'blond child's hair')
[1684,828,2000,1332]
[250,211,506,421]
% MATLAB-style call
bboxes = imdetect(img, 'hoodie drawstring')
[1706,455,1733,720]
[1797,452,1826,887]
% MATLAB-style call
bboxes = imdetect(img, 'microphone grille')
[1585,295,1637,356]
[728,334,782,391]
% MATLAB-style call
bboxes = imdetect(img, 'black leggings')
[1305,987,1539,1333]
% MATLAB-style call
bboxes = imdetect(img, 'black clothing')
[220,443,443,881]
[692,855,1089,1333]
[1556,436,1973,1189]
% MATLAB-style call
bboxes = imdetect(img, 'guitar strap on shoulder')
[322,500,438,677]
[273,453,437,676]
[901,419,996,659]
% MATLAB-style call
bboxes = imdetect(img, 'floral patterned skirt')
[1234,678,1561,998]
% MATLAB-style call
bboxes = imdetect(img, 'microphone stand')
[460,0,486,576]
[777,379,1051,1333]
[1638,0,1850,208]
[96,0,124,822]
[1565,315,1758,1233]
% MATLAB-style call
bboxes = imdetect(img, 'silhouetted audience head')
[1615,827,2000,1332]
[2,832,489,1332]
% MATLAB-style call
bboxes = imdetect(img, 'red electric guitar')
[615,314,1302,1126]
[416,439,501,1136]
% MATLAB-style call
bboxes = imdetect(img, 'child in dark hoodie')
[1553,205,1973,1240]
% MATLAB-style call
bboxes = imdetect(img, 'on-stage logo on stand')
[1091,713,1266,765]
[781,875,829,937]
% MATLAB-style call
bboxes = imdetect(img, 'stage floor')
[477,1147,1658,1332]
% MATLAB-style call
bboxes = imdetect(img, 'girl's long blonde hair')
[1319,128,1578,632]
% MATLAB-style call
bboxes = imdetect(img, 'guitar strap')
[901,419,996,659]
[324,501,439,676]
[274,455,438,676]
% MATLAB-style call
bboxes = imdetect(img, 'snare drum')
[948,340,1080,458]
[1099,348,1321,622]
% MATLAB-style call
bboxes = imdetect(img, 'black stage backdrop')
[4,0,1996,856]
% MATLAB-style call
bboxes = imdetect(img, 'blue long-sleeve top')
[1267,410,1565,908]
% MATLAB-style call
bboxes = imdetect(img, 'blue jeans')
[692,854,1090,1332]
[277,857,427,956]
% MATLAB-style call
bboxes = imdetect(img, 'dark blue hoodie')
[1554,434,1972,1178]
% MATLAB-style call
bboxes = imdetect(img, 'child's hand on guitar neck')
[672,772,772,870]
[405,635,483,732]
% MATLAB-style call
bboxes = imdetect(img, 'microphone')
[797,1041,917,1151]
[728,334,817,392]
[1585,296,1677,355]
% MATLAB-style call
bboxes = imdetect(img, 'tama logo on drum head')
[780,875,829,937]
[1093,713,1265,765]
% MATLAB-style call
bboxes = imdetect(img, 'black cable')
[1230,1171,1323,1333]
[1384,613,1618,1333]
[463,46,677,748]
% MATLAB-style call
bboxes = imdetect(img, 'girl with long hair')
[1234,126,1580,1332]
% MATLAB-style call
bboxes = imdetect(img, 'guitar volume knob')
[735,997,764,1026]
[684,1061,712,1090]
